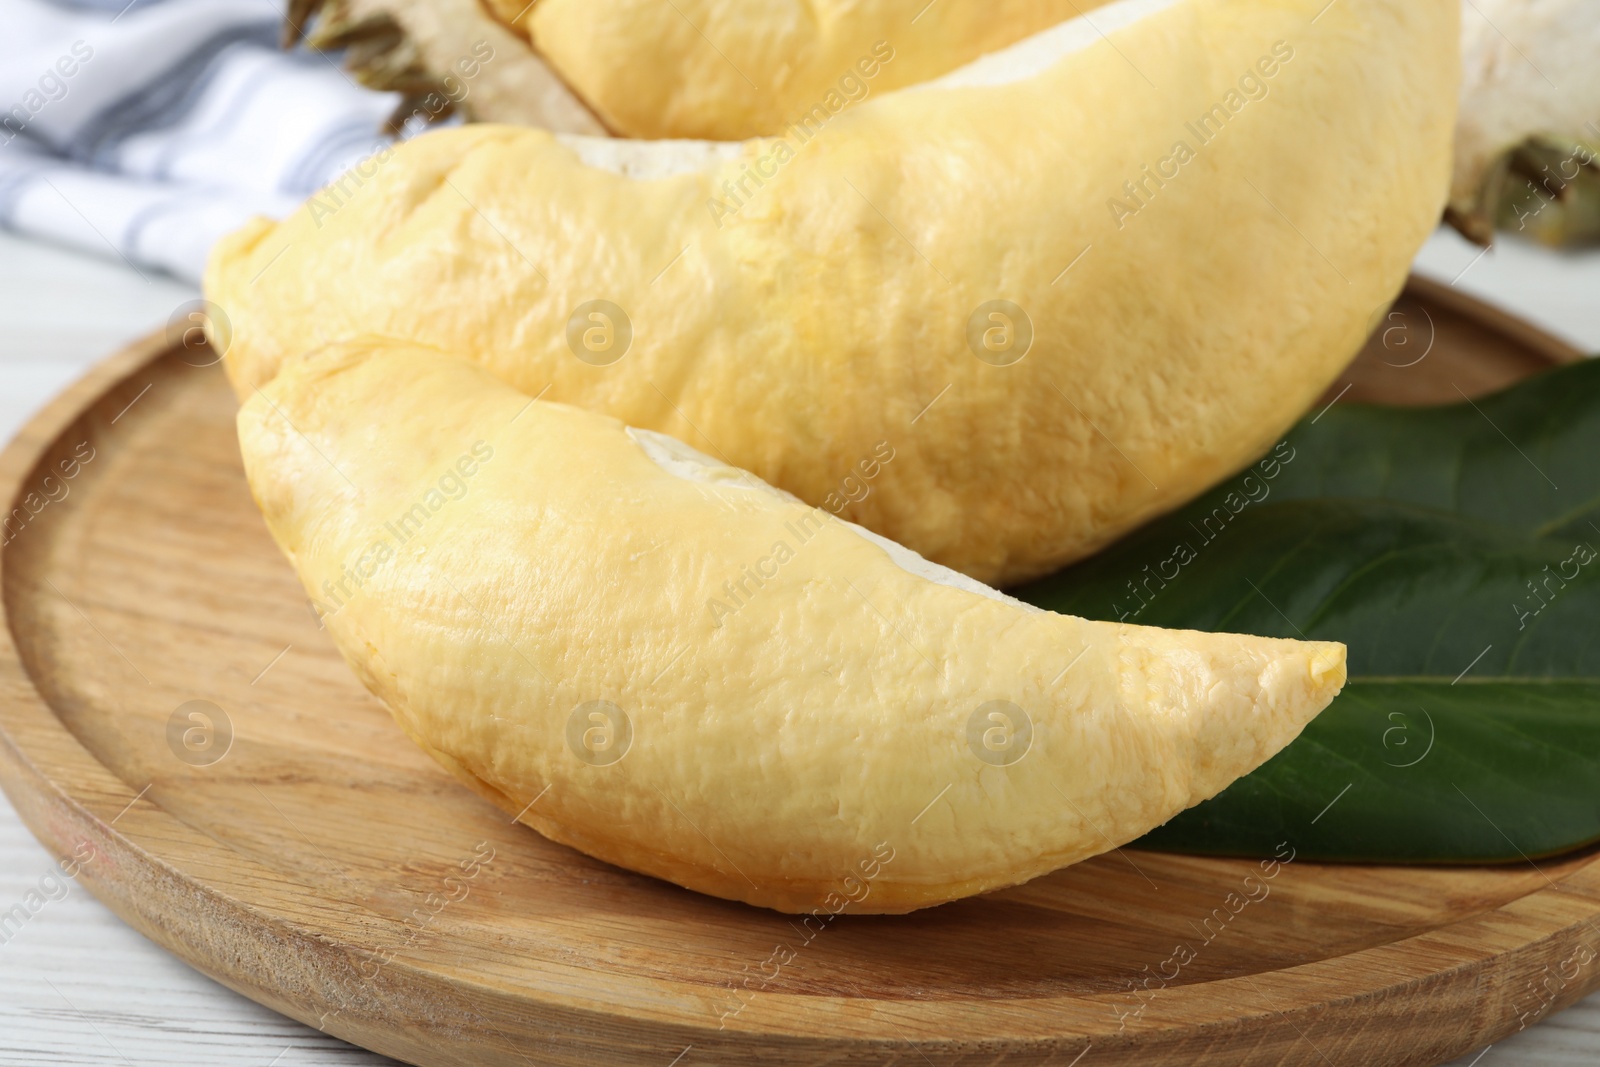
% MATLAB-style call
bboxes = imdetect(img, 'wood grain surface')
[1,281,1597,1067]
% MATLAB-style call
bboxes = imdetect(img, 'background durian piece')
[503,0,1108,141]
[212,0,1461,586]
[287,0,1600,245]
[288,0,1100,138]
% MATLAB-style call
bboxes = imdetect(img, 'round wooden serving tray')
[1,279,1595,1067]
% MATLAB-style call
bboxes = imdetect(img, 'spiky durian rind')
[285,0,603,135]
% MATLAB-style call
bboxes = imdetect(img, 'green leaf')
[1014,359,1600,862]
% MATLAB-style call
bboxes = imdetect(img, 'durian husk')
[1446,133,1600,248]
[285,0,603,134]
[1447,0,1600,247]
[1494,135,1600,247]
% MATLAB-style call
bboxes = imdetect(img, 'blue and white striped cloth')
[0,0,407,281]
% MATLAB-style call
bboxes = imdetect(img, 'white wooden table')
[1,227,1598,1066]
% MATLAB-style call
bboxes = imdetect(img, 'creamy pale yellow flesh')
[238,340,1345,914]
[491,0,1117,140]
[210,0,1459,586]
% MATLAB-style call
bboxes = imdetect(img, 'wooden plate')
[1,279,1595,1067]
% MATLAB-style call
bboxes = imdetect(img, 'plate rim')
[1,289,1597,1065]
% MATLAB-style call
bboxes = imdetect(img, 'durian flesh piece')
[213,0,1460,587]
[237,338,1347,914]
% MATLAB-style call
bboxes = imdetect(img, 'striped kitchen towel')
[0,0,409,282]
